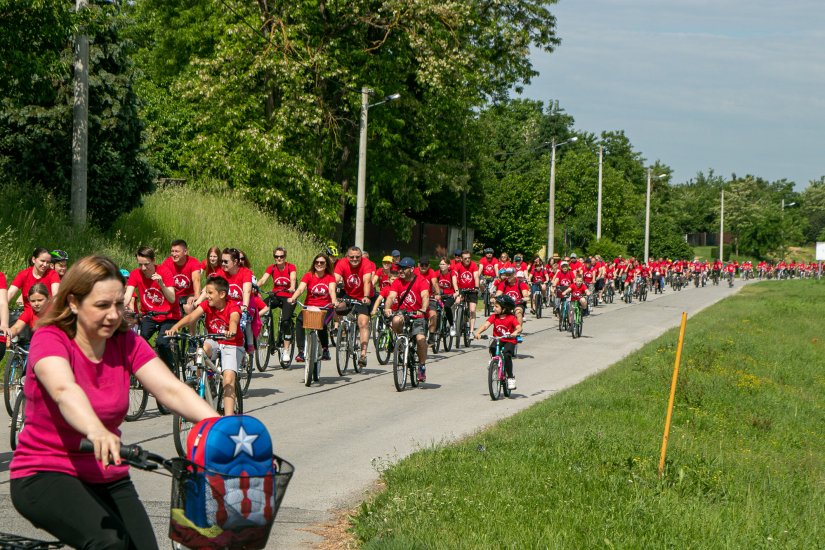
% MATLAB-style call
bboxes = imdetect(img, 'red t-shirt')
[553,269,575,287]
[10,326,156,482]
[161,256,202,299]
[301,272,336,308]
[530,266,548,283]
[375,270,392,289]
[569,282,588,300]
[454,261,478,290]
[486,313,519,344]
[264,263,297,297]
[126,267,180,321]
[200,300,243,347]
[437,270,455,296]
[215,267,254,307]
[0,271,6,290]
[479,257,499,278]
[413,267,439,294]
[18,308,41,330]
[335,260,372,300]
[582,266,596,284]
[11,267,59,310]
[494,279,529,304]
[388,276,430,318]
[379,285,399,312]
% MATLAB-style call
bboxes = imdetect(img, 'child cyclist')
[166,276,240,415]
[474,294,522,390]
[8,283,50,341]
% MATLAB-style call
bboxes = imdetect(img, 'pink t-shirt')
[10,325,156,482]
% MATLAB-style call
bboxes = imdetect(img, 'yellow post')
[658,312,687,477]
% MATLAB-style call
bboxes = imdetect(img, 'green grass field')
[351,281,825,548]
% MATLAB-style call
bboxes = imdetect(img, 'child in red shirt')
[167,276,241,415]
[474,295,522,390]
[9,283,49,342]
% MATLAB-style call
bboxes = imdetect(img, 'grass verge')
[351,281,825,548]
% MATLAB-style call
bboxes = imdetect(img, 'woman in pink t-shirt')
[10,255,217,550]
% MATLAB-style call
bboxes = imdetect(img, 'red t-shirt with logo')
[582,266,596,284]
[389,276,430,318]
[479,257,499,278]
[486,313,519,344]
[454,261,478,290]
[264,263,296,297]
[437,270,455,296]
[375,270,392,289]
[214,267,254,307]
[553,269,575,287]
[161,256,202,299]
[494,279,529,304]
[301,272,336,308]
[413,267,439,294]
[126,267,179,321]
[200,300,243,347]
[11,267,60,310]
[335,260,371,300]
[529,266,547,283]
[569,282,588,300]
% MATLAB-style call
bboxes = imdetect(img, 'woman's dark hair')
[308,254,333,277]
[37,255,129,337]
[273,246,286,258]
[29,247,50,266]
[222,247,241,264]
[28,283,49,298]
[237,249,252,269]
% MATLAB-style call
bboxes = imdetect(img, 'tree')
[801,177,825,241]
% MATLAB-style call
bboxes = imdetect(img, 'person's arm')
[227,311,240,337]
[242,281,252,309]
[473,269,480,288]
[371,295,385,315]
[511,321,523,337]
[474,319,491,339]
[329,281,339,306]
[288,269,297,294]
[8,319,26,338]
[7,284,19,305]
[0,288,9,334]
[257,271,271,288]
[151,273,176,303]
[191,268,203,298]
[288,281,307,303]
[421,289,429,313]
[166,305,205,335]
[34,356,123,467]
[137,358,218,423]
[452,274,461,302]
[50,281,60,297]
[384,291,398,316]
[362,271,371,304]
[123,285,136,309]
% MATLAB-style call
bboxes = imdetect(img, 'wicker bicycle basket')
[167,455,294,550]
[302,309,326,330]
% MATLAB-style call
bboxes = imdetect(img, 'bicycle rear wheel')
[534,293,543,319]
[305,333,317,386]
[393,338,407,392]
[488,358,502,400]
[376,327,392,365]
[240,352,253,396]
[3,353,24,416]
[336,322,351,375]
[10,393,26,450]
[124,375,148,422]
[453,307,463,349]
[350,327,361,373]
[255,317,271,372]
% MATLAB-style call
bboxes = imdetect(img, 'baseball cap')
[382,255,393,263]
[391,249,401,257]
[398,257,415,269]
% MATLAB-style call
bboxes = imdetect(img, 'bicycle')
[728,270,735,287]
[604,280,615,303]
[168,333,243,457]
[3,338,28,417]
[485,336,512,401]
[635,277,648,302]
[8,342,29,450]
[296,301,333,387]
[335,298,363,376]
[558,295,570,332]
[256,291,295,372]
[430,299,453,353]
[531,286,544,319]
[372,312,394,365]
[568,298,584,339]
[453,288,475,348]
[481,277,495,317]
[391,311,421,392]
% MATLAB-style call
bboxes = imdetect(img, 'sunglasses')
[221,260,231,264]
[349,255,362,260]
[315,260,327,265]
[274,255,285,259]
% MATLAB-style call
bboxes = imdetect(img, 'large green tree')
[0,0,153,227]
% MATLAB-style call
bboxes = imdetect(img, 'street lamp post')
[354,88,401,250]
[719,190,724,261]
[597,145,603,241]
[780,199,798,261]
[644,168,667,264]
[547,136,577,259]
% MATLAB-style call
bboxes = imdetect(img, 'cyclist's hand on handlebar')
[165,327,178,337]
[86,427,122,468]
[383,308,392,317]
[361,296,370,304]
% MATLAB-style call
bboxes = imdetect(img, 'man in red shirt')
[414,257,441,343]
[124,246,180,373]
[161,239,203,322]
[452,250,480,337]
[335,246,373,367]
[385,257,431,382]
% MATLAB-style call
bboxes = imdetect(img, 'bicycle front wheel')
[336,322,351,376]
[217,378,244,415]
[124,375,148,422]
[3,353,24,416]
[10,393,26,450]
[376,327,392,365]
[255,317,271,372]
[305,332,317,386]
[488,358,502,401]
[240,352,253,396]
[172,413,193,457]
[393,338,408,392]
[453,307,463,349]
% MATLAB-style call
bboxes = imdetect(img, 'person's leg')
[357,310,370,359]
[279,299,296,348]
[154,319,176,371]
[11,472,159,550]
[219,344,241,414]
[295,315,306,355]
[502,342,516,379]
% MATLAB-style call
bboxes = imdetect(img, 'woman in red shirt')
[288,253,339,363]
[201,246,222,279]
[8,247,60,311]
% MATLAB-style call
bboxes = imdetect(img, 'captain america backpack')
[169,415,282,550]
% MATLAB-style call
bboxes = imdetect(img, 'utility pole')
[597,145,603,241]
[71,0,89,228]
[719,190,724,261]
[354,87,369,250]
[547,138,557,259]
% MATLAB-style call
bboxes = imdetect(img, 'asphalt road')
[0,280,748,548]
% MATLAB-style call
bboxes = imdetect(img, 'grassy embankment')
[0,183,321,278]
[352,281,825,548]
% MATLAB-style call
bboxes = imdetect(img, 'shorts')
[410,318,427,337]
[204,340,244,372]
[348,300,370,316]
[459,290,478,304]
[595,279,605,291]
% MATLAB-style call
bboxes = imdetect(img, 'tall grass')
[352,281,825,548]
[109,184,322,274]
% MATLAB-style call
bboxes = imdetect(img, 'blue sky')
[521,0,825,189]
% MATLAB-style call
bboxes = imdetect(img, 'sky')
[521,0,825,189]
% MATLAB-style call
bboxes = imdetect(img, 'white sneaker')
[507,378,517,390]
[449,327,456,337]
[282,349,291,362]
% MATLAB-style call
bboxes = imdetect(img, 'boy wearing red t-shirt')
[474,295,522,390]
[167,276,241,415]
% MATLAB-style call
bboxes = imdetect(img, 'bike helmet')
[503,267,515,275]
[119,268,130,278]
[325,242,339,257]
[50,249,69,262]
[495,294,516,311]
[483,247,494,254]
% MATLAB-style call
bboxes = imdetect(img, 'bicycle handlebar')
[79,439,165,471]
